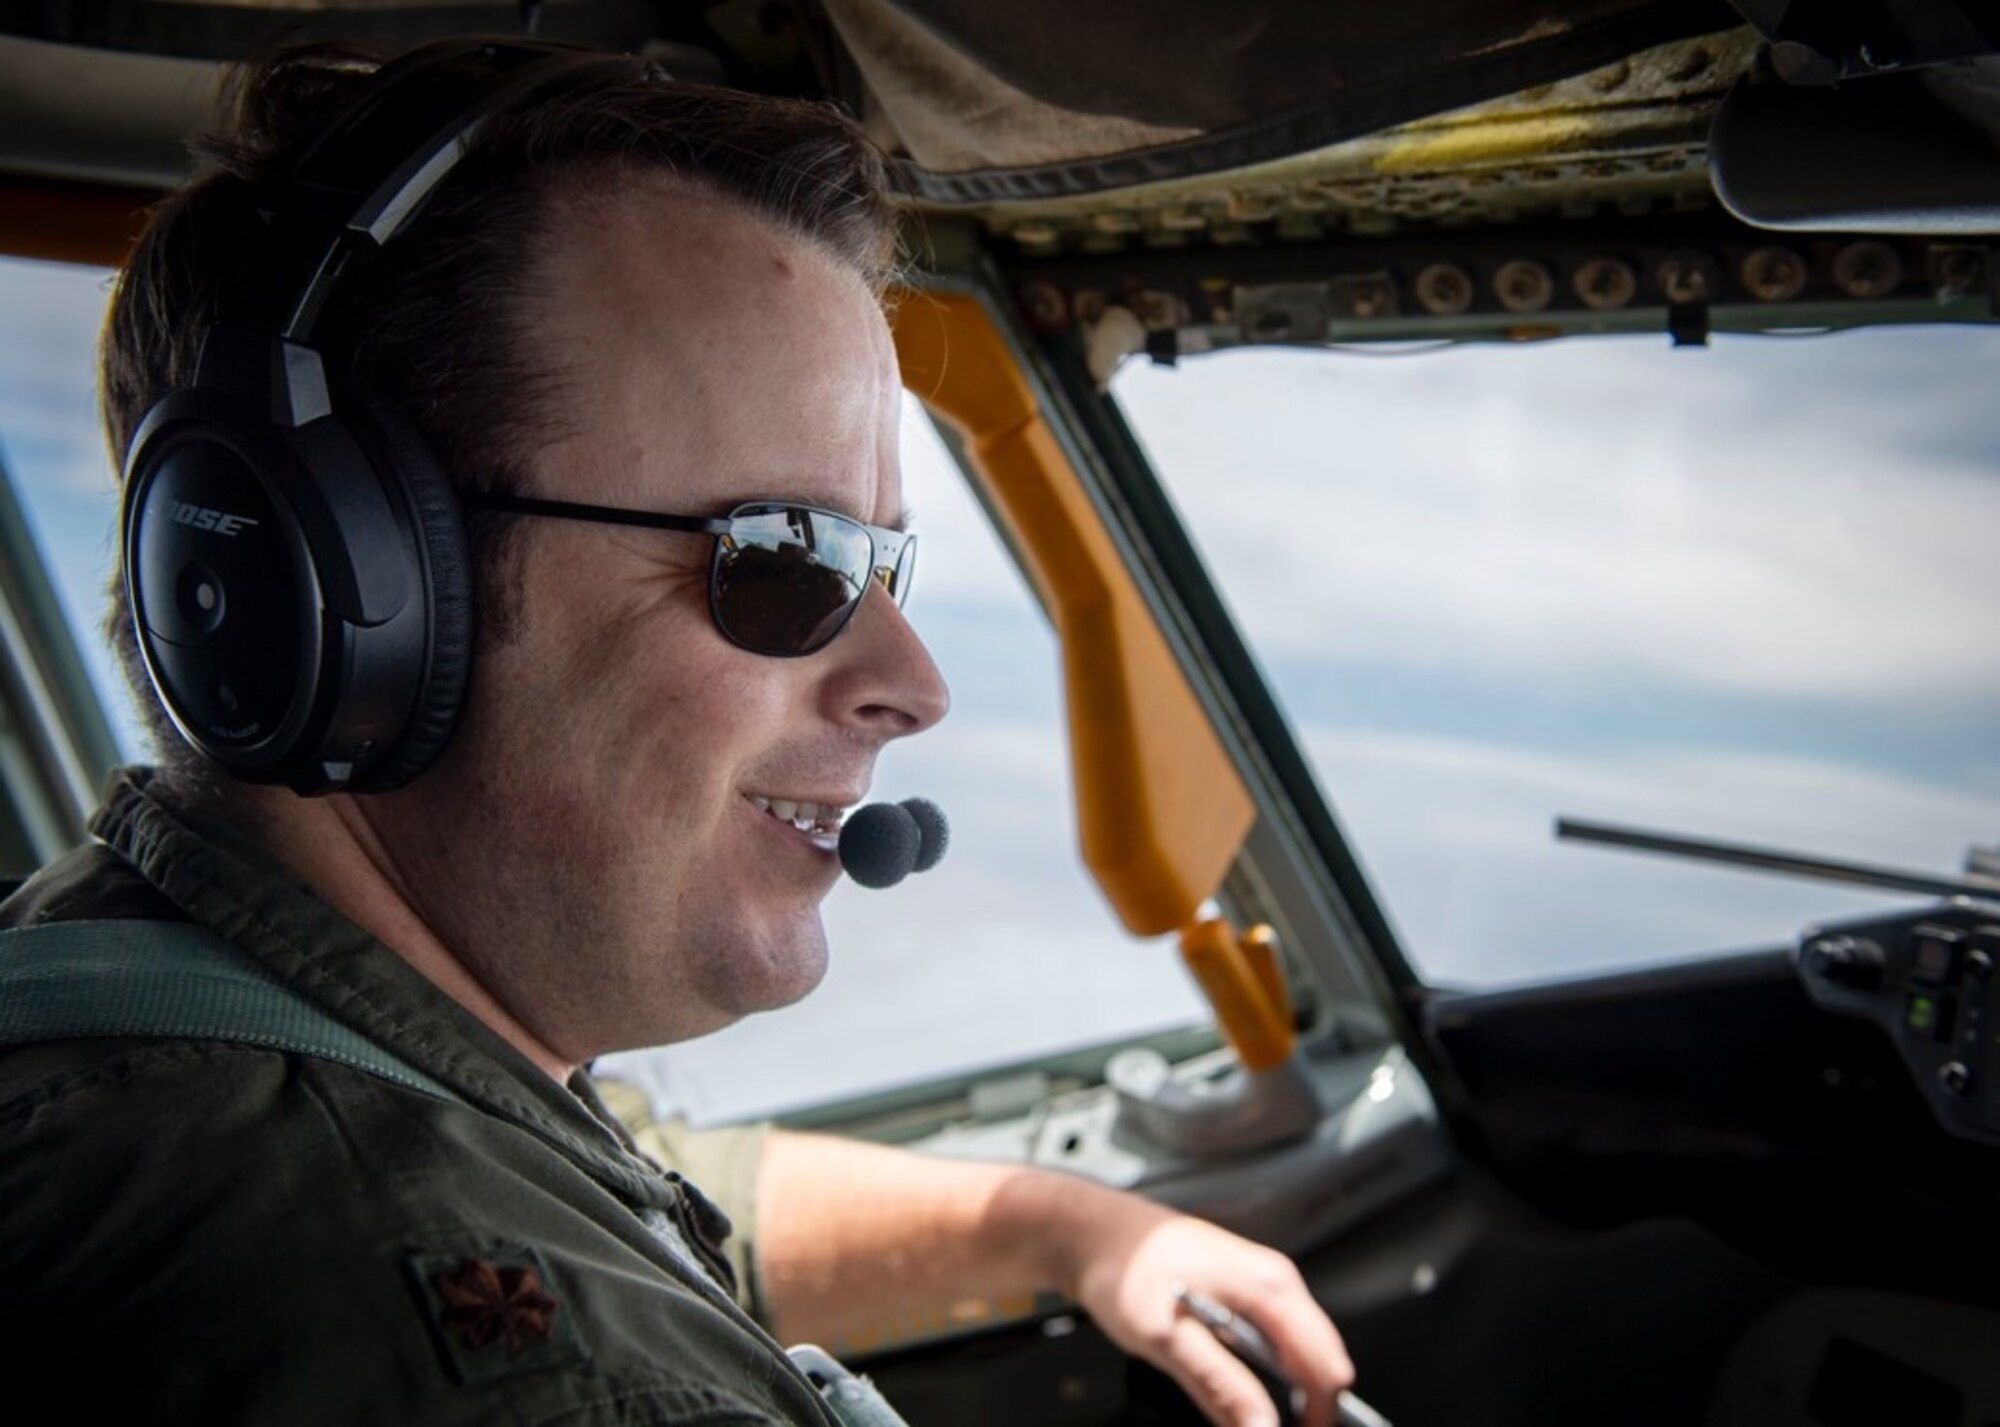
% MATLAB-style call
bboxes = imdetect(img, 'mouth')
[744,792,852,852]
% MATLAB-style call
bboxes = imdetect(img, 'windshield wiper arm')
[1554,816,2000,901]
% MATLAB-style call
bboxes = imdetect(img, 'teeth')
[747,794,849,835]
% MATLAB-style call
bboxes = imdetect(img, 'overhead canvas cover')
[820,0,1738,201]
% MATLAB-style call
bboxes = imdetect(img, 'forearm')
[753,1126,1354,1427]
[754,1126,1155,1348]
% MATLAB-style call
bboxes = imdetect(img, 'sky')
[4,253,1998,1120]
[1118,332,2000,981]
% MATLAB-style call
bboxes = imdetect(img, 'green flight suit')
[0,768,836,1425]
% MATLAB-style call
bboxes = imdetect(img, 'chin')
[715,917,830,1017]
[758,940,831,1012]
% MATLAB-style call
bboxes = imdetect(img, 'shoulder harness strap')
[0,918,456,1100]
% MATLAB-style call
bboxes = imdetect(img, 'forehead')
[524,179,902,517]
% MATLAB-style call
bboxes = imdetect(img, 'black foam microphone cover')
[839,803,922,888]
[838,798,950,889]
[901,797,949,873]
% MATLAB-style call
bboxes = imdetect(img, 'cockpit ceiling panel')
[4,0,1741,203]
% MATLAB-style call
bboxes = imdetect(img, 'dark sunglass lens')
[714,507,872,654]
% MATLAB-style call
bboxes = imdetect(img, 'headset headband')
[213,39,655,361]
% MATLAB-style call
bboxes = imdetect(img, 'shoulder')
[0,1041,822,1426]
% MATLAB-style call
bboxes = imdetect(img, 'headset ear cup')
[356,404,474,789]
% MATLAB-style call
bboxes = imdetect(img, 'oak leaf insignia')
[433,1257,561,1357]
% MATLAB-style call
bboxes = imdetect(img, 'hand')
[1065,1196,1355,1427]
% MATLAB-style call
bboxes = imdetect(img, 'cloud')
[0,260,117,492]
[1305,723,2000,987]
[1119,331,2000,707]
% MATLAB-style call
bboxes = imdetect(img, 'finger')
[1234,1294,1354,1427]
[1156,1314,1286,1427]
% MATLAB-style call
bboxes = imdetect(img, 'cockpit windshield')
[1118,326,2000,987]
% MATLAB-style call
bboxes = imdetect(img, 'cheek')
[464,554,807,821]
[557,637,792,814]
[647,662,791,782]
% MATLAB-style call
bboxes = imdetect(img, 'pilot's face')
[373,179,948,1061]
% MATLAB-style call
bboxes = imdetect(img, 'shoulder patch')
[405,1247,590,1385]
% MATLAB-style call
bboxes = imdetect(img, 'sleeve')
[593,1075,773,1324]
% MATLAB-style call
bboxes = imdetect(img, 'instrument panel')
[1797,902,2000,1147]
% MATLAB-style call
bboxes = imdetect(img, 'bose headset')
[120,38,653,795]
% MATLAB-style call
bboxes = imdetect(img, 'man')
[0,39,1353,1426]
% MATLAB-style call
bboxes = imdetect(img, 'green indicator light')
[1907,996,1937,1032]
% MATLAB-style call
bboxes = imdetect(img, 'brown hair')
[102,41,902,788]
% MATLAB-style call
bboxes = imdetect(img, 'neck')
[238,788,577,1084]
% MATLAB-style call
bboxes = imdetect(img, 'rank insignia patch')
[407,1246,589,1384]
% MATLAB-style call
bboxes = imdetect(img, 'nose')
[822,582,949,738]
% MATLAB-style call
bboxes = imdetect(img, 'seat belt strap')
[0,918,456,1101]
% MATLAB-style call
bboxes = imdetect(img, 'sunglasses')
[464,492,917,657]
